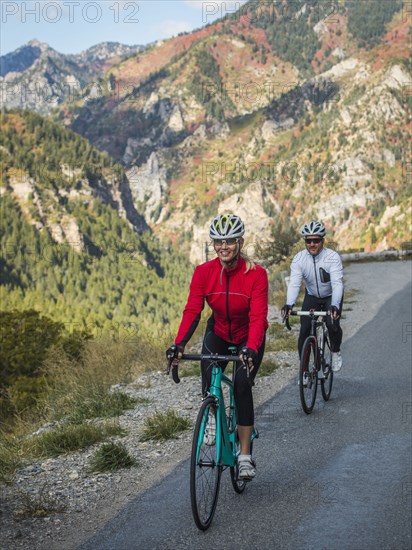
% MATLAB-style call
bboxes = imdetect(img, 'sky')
[1,0,248,56]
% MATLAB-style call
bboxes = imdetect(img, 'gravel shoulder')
[1,260,410,550]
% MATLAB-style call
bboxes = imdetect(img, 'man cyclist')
[281,221,343,372]
[167,214,268,480]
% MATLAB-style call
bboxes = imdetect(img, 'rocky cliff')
[0,40,144,114]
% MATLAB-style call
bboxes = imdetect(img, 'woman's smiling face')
[213,238,243,266]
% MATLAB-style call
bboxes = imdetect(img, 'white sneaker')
[298,372,309,386]
[332,352,343,372]
[238,456,256,480]
[203,414,216,446]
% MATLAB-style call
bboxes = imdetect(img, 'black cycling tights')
[201,330,265,426]
[298,291,343,357]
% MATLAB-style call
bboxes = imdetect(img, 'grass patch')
[179,362,201,378]
[15,484,66,518]
[43,338,140,423]
[89,442,137,473]
[66,392,143,424]
[27,422,125,459]
[259,360,282,376]
[140,410,191,442]
[266,336,297,352]
[0,433,22,483]
[288,315,300,325]
[266,321,298,352]
[0,335,168,480]
[343,288,359,300]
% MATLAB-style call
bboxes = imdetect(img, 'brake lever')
[166,345,181,384]
[285,316,292,331]
[166,357,172,376]
[172,364,180,384]
[166,358,180,384]
[241,349,250,379]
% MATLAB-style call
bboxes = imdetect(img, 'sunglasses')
[213,238,239,247]
[305,238,323,244]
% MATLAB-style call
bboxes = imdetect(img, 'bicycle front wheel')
[190,397,222,530]
[299,337,318,414]
[321,332,334,401]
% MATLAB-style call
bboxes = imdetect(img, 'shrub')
[42,338,140,423]
[266,322,298,352]
[259,360,282,376]
[0,309,89,420]
[66,392,144,424]
[89,442,137,473]
[27,422,124,458]
[140,410,190,441]
[0,432,22,483]
[15,484,66,518]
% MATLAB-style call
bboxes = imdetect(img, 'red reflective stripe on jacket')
[175,257,268,352]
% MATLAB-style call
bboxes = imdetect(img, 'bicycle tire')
[190,397,222,530]
[321,332,334,401]
[299,337,318,414]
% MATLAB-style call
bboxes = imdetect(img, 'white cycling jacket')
[286,247,344,308]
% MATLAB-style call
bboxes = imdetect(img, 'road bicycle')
[286,310,333,414]
[167,347,258,530]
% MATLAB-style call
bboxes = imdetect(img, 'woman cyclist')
[167,214,268,480]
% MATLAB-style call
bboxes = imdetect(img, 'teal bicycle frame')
[185,354,258,469]
[198,363,237,467]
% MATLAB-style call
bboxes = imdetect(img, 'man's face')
[305,235,324,255]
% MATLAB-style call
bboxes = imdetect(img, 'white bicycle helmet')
[300,220,326,237]
[209,214,245,239]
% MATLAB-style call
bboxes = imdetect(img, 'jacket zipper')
[312,255,321,297]
[226,272,233,342]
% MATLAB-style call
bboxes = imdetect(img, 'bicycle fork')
[196,396,235,468]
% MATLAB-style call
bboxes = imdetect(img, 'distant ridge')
[0,39,144,113]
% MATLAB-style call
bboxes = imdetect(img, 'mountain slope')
[0,40,144,114]
[0,110,147,234]
[0,111,192,334]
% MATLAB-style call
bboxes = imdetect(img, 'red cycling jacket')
[175,256,268,352]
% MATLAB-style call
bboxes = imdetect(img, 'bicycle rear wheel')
[299,337,318,414]
[230,430,253,494]
[321,332,334,401]
[190,397,222,530]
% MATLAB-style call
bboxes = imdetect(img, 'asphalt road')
[80,281,412,550]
